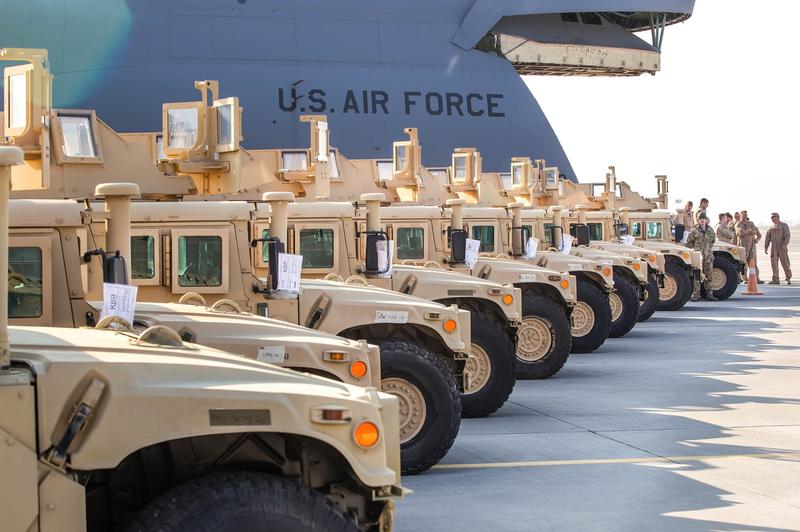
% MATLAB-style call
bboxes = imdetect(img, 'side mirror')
[570,224,590,246]
[614,223,629,238]
[549,225,563,250]
[510,225,530,257]
[364,230,391,274]
[104,251,128,284]
[250,236,285,290]
[674,224,685,242]
[449,229,467,263]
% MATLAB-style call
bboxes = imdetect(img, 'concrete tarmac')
[397,282,800,531]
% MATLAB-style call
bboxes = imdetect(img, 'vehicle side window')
[177,236,223,287]
[396,227,424,259]
[543,223,558,246]
[647,222,663,240]
[131,235,155,279]
[631,222,643,238]
[9,247,43,318]
[587,223,603,240]
[300,229,334,268]
[471,225,495,252]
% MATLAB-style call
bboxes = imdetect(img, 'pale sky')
[524,1,800,227]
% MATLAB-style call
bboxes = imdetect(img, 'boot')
[704,293,718,301]
[690,292,701,302]
[769,280,780,285]
[787,279,792,286]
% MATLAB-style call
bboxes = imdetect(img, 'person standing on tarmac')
[687,213,718,301]
[765,212,792,285]
[682,201,696,232]
[732,212,741,245]
[736,210,763,284]
[696,198,709,225]
[716,213,734,243]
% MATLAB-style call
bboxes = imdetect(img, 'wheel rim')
[609,292,624,322]
[710,267,726,290]
[517,316,553,362]
[571,301,596,337]
[659,273,678,301]
[463,344,492,395]
[381,377,427,443]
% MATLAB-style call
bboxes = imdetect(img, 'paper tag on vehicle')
[568,263,583,271]
[100,283,138,326]
[560,234,573,254]
[377,239,393,278]
[465,238,481,267]
[519,273,537,282]
[257,345,287,364]
[622,235,636,246]
[524,237,539,259]
[375,310,409,323]
[277,252,303,292]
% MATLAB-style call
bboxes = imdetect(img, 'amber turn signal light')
[350,360,368,379]
[443,319,458,333]
[354,421,380,448]
[560,279,570,289]
[502,293,514,305]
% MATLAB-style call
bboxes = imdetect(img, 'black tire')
[516,294,572,379]
[378,340,461,475]
[710,256,739,300]
[637,273,659,322]
[609,272,639,338]
[126,471,359,532]
[571,280,611,353]
[462,313,517,418]
[656,260,691,311]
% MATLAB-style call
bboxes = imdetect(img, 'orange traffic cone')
[742,259,763,296]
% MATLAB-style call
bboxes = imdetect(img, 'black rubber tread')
[637,273,659,322]
[516,294,572,380]
[378,340,461,475]
[124,471,359,532]
[710,255,739,300]
[608,272,640,338]
[656,261,692,311]
[571,280,612,353]
[461,313,517,418]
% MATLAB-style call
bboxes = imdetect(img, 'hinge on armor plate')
[43,378,105,470]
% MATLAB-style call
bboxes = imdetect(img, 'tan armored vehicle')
[0,145,404,531]
[1,51,468,474]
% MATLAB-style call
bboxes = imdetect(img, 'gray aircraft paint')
[0,0,694,179]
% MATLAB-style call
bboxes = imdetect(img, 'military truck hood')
[533,252,614,289]
[570,248,647,283]
[469,257,577,303]
[88,301,380,387]
[589,242,666,272]
[391,265,522,323]
[296,279,470,354]
[10,326,398,487]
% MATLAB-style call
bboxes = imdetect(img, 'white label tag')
[100,283,138,327]
[257,345,287,364]
[622,235,636,246]
[524,237,539,259]
[317,122,328,161]
[568,263,583,271]
[560,234,573,255]
[519,273,537,282]
[277,253,303,293]
[375,310,409,323]
[377,239,393,278]
[465,238,481,267]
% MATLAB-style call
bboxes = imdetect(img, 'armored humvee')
[1,50,468,474]
[0,144,404,531]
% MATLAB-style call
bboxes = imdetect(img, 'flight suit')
[687,224,716,295]
[736,220,762,278]
[716,223,734,244]
[765,221,791,282]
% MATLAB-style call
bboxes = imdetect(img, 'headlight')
[443,319,458,333]
[502,293,514,305]
[350,360,368,379]
[560,279,570,289]
[354,421,380,448]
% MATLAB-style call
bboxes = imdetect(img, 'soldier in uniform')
[687,213,718,301]
[765,212,792,285]
[732,212,741,245]
[736,209,763,283]
[716,213,734,243]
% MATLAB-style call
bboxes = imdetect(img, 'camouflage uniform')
[765,221,791,283]
[686,222,716,296]
[716,222,734,244]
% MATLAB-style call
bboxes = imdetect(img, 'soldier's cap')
[697,213,709,221]
[771,212,780,218]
